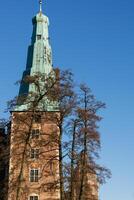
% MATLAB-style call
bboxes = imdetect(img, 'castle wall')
[8,112,60,200]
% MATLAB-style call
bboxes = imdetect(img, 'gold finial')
[39,0,42,13]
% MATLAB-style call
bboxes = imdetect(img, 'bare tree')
[76,84,110,200]
[0,70,111,200]
[4,68,76,200]
[47,69,77,200]
[6,70,61,200]
[62,84,111,200]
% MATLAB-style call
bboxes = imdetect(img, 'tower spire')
[16,0,59,111]
[39,0,42,13]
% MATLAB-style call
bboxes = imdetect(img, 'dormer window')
[37,35,41,40]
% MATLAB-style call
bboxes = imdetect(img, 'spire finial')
[39,0,42,13]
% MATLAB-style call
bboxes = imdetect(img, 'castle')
[0,2,99,200]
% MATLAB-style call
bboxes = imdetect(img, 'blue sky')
[0,0,134,199]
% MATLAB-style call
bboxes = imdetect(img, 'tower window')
[31,129,40,138]
[29,196,39,200]
[37,35,41,40]
[30,169,39,182]
[33,115,41,123]
[30,149,39,159]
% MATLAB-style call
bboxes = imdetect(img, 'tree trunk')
[70,121,77,200]
[78,90,88,200]
[59,124,64,200]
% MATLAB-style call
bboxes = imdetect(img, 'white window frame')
[29,194,39,200]
[30,148,39,159]
[29,169,40,182]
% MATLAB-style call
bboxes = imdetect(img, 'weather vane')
[39,0,43,12]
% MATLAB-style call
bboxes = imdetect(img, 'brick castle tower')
[7,1,60,200]
[0,2,99,200]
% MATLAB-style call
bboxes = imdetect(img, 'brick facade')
[8,112,60,200]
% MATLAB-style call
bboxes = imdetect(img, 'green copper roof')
[15,10,59,112]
